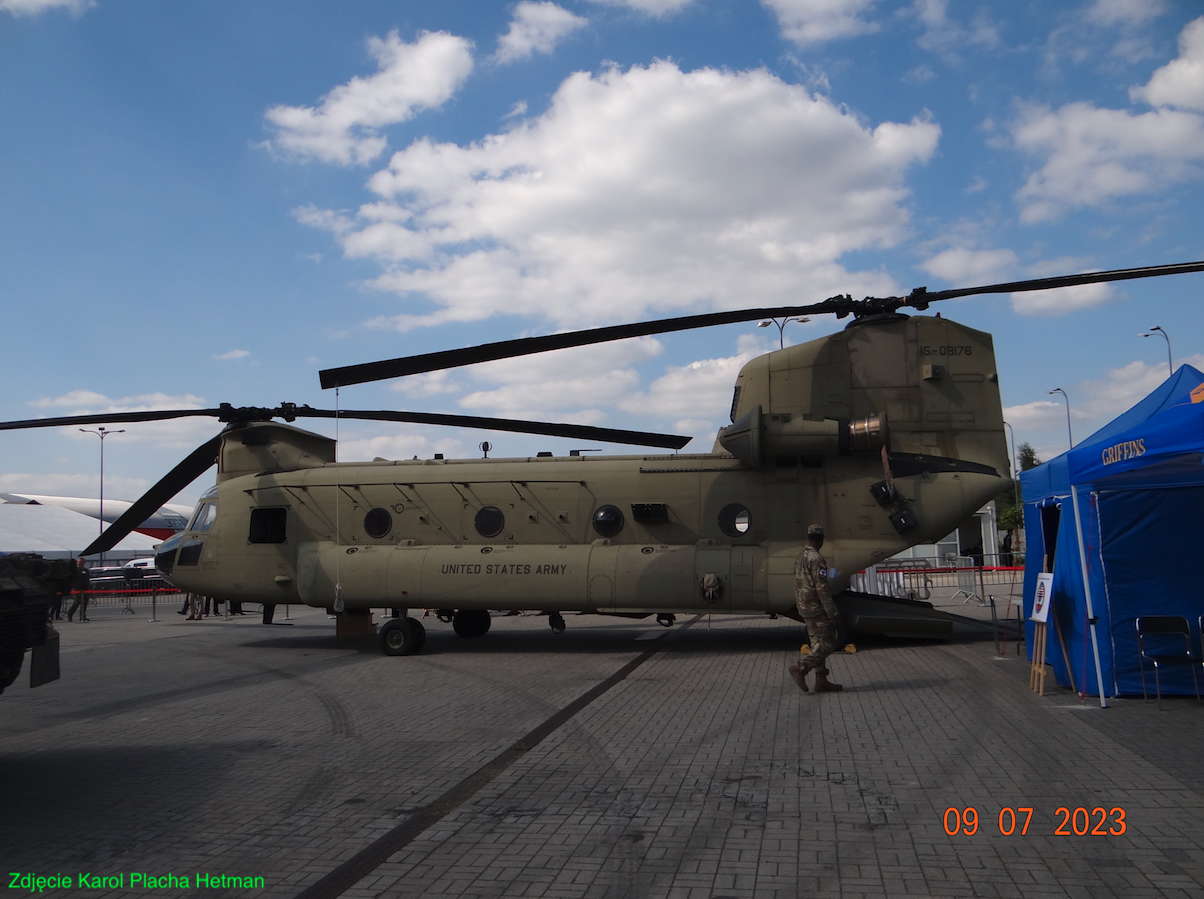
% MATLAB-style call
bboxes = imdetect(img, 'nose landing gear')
[656,613,675,627]
[549,612,566,635]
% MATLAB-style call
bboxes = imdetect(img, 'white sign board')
[1032,572,1053,623]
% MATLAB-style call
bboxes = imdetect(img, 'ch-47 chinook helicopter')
[4,261,1203,661]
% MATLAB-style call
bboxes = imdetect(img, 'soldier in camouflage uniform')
[787,524,843,693]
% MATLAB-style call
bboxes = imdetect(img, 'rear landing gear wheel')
[656,613,675,627]
[452,609,491,638]
[549,612,566,635]
[380,617,426,656]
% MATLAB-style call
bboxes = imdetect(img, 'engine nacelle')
[718,406,886,469]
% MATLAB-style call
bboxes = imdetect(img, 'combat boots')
[813,668,843,692]
[787,661,808,692]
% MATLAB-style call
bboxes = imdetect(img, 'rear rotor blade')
[295,408,691,450]
[81,434,222,557]
[320,259,1204,387]
[908,260,1204,304]
[318,305,833,388]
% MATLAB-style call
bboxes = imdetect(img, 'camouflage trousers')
[801,616,839,673]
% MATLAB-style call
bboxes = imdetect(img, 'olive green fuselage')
[165,313,1010,616]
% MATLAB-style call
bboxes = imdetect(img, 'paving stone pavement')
[2,605,1203,899]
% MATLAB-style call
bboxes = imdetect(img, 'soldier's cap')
[807,524,825,536]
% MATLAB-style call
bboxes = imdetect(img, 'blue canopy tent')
[1020,365,1204,703]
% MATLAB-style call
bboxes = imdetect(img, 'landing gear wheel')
[549,612,566,635]
[380,617,425,656]
[656,613,675,627]
[452,609,491,638]
[1,651,24,693]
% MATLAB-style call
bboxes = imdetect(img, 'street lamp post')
[1002,420,1022,565]
[1139,325,1173,377]
[1048,388,1072,450]
[757,316,809,349]
[1003,420,1021,499]
[79,426,124,561]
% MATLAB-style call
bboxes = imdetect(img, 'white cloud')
[307,61,937,331]
[1002,399,1073,432]
[214,349,250,361]
[1008,354,1204,459]
[495,2,588,64]
[583,0,693,16]
[28,391,218,449]
[1131,16,1204,112]
[336,432,463,462]
[908,0,998,56]
[264,31,474,166]
[619,344,758,436]
[1009,280,1115,316]
[1076,359,1177,419]
[1011,100,1204,223]
[31,390,207,410]
[0,0,92,16]
[388,370,463,398]
[0,473,150,500]
[457,338,664,420]
[919,247,1018,284]
[761,0,879,46]
[1086,0,1167,27]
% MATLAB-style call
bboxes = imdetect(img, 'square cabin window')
[249,508,287,544]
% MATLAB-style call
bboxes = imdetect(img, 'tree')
[1017,442,1041,471]
[997,442,1041,533]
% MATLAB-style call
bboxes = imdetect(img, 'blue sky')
[2,0,1203,507]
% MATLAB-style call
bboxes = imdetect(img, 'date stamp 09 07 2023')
[943,807,1127,837]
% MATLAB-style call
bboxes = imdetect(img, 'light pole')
[1003,420,1021,496]
[757,316,809,349]
[1002,420,1022,563]
[79,426,124,560]
[1048,388,1072,450]
[1139,325,1173,376]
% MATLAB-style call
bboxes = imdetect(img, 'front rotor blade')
[0,409,223,431]
[293,408,691,450]
[81,435,222,557]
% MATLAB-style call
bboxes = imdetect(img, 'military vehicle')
[2,261,1201,657]
[0,553,73,693]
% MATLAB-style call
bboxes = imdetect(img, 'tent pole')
[1071,487,1108,708]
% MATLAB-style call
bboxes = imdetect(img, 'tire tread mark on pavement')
[14,652,367,735]
[293,618,698,899]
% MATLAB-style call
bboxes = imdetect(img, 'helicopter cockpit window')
[474,506,505,538]
[364,507,392,539]
[176,540,204,567]
[592,504,625,538]
[718,503,752,538]
[191,503,217,533]
[249,508,287,544]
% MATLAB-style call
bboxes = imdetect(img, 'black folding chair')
[1136,616,1201,708]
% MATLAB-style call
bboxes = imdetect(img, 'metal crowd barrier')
[851,559,1024,602]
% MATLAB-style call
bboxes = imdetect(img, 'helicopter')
[3,260,1202,660]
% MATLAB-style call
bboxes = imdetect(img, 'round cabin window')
[364,508,392,538]
[592,504,625,538]
[718,503,752,538]
[475,506,505,538]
